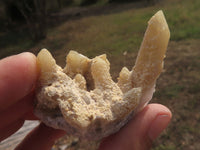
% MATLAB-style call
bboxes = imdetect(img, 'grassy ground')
[2,0,200,58]
[152,39,200,150]
[1,0,200,149]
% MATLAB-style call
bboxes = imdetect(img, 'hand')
[99,104,172,150]
[0,53,172,150]
[0,53,65,150]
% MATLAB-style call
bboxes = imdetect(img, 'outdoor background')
[0,0,200,150]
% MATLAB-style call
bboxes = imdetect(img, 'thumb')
[99,104,172,150]
[15,123,66,150]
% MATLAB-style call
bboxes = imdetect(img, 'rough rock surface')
[35,10,170,140]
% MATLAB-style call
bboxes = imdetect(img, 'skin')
[0,52,172,150]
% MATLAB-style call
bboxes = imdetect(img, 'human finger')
[99,103,172,150]
[0,92,34,129]
[0,119,24,141]
[15,123,66,150]
[0,52,38,111]
[23,110,39,120]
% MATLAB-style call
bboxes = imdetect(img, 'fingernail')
[148,114,171,141]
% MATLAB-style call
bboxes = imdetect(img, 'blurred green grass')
[165,0,200,40]
[1,0,200,58]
